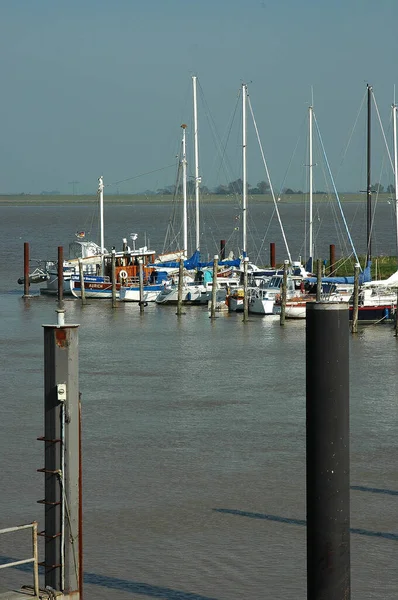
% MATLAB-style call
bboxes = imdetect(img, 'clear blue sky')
[0,0,397,194]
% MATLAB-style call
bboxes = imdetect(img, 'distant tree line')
[154,179,396,196]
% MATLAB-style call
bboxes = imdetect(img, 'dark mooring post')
[329,244,336,276]
[306,302,350,600]
[270,242,276,269]
[23,242,30,297]
[220,239,226,261]
[42,320,81,597]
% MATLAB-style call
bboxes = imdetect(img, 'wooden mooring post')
[242,256,249,322]
[112,249,117,308]
[176,258,184,316]
[23,242,30,298]
[210,255,218,319]
[316,259,322,302]
[139,258,145,313]
[306,302,350,600]
[78,259,86,306]
[351,263,360,334]
[280,260,289,326]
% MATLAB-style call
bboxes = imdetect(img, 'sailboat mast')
[181,124,188,257]
[309,105,314,269]
[98,175,105,275]
[192,76,200,252]
[242,83,247,256]
[366,84,372,264]
[393,102,398,260]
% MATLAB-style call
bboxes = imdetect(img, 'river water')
[0,200,397,599]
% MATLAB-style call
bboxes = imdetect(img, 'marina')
[1,200,398,599]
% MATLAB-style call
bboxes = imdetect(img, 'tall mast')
[242,83,247,256]
[309,104,314,271]
[393,101,398,261]
[366,84,372,264]
[98,175,105,275]
[181,124,188,257]
[192,76,200,252]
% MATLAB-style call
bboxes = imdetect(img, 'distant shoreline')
[0,193,378,206]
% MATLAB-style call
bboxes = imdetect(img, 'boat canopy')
[305,262,372,285]
[150,250,240,270]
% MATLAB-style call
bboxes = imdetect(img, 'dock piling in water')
[306,302,350,600]
[351,263,360,334]
[112,250,117,308]
[23,242,30,298]
[176,258,184,316]
[280,260,289,326]
[210,255,218,319]
[139,258,144,313]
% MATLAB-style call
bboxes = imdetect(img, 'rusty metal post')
[23,242,30,297]
[329,244,336,276]
[42,322,80,596]
[306,302,350,600]
[270,242,276,269]
[220,240,226,261]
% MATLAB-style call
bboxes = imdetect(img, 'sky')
[1,0,397,195]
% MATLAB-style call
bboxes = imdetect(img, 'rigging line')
[278,114,306,197]
[336,89,367,180]
[247,95,292,264]
[198,79,241,196]
[104,163,178,188]
[372,91,394,172]
[313,112,361,269]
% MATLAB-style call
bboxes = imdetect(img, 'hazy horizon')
[1,1,397,195]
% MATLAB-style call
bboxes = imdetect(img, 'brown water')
[0,202,397,599]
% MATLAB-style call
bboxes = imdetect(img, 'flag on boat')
[76,231,85,238]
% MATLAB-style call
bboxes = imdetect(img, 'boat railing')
[0,521,39,597]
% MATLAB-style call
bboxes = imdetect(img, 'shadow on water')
[0,556,219,599]
[213,508,398,542]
